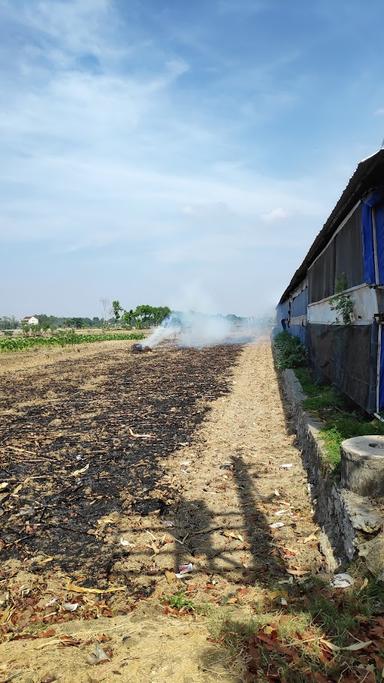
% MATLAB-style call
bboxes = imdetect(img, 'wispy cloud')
[261,208,289,223]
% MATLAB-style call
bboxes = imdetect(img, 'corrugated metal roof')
[279,149,384,303]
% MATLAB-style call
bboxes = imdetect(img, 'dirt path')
[0,340,325,682]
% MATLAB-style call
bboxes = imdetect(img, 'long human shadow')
[167,453,286,586]
[195,438,383,680]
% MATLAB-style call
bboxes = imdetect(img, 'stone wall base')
[282,369,384,575]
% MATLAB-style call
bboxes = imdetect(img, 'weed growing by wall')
[273,331,307,369]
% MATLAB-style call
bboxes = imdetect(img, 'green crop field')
[0,331,145,353]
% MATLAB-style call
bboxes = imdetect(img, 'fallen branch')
[191,526,225,535]
[66,581,125,595]
[0,445,37,456]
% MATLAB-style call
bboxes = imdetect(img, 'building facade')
[277,150,384,414]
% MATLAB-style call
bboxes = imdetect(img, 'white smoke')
[145,310,258,349]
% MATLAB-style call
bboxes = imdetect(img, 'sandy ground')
[0,340,323,682]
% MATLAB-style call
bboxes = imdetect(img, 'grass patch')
[162,591,196,612]
[320,417,384,468]
[204,577,384,682]
[292,366,384,469]
[273,331,307,369]
[294,367,345,412]
[274,337,384,468]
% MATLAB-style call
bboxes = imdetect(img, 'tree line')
[0,304,172,331]
[1,306,253,333]
[112,302,171,328]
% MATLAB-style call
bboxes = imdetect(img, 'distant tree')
[121,309,135,328]
[68,317,86,329]
[0,316,19,330]
[112,300,122,322]
[124,304,171,329]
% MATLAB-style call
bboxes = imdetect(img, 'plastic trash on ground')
[330,573,354,589]
[175,562,193,579]
[86,643,110,665]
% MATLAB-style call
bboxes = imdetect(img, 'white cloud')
[261,207,289,223]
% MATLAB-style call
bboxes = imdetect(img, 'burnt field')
[0,344,241,585]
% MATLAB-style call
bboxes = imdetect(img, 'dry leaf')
[320,638,372,652]
[342,640,373,651]
[38,628,56,638]
[263,625,275,635]
[320,638,340,652]
[286,568,309,577]
[59,635,82,647]
[164,570,176,585]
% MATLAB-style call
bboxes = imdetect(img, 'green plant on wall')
[330,273,354,325]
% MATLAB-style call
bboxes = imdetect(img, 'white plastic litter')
[45,597,58,607]
[63,602,79,612]
[280,463,293,469]
[330,573,354,589]
[86,643,110,665]
[175,562,193,578]
[119,537,135,548]
[270,521,285,529]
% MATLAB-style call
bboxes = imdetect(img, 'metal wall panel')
[308,241,335,303]
[308,323,376,413]
[335,205,364,288]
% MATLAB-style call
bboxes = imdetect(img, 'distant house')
[21,316,39,326]
[277,149,384,414]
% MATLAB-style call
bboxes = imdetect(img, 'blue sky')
[2,0,384,317]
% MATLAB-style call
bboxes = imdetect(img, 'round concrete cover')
[341,435,384,460]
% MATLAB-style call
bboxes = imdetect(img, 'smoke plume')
[145,310,257,349]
